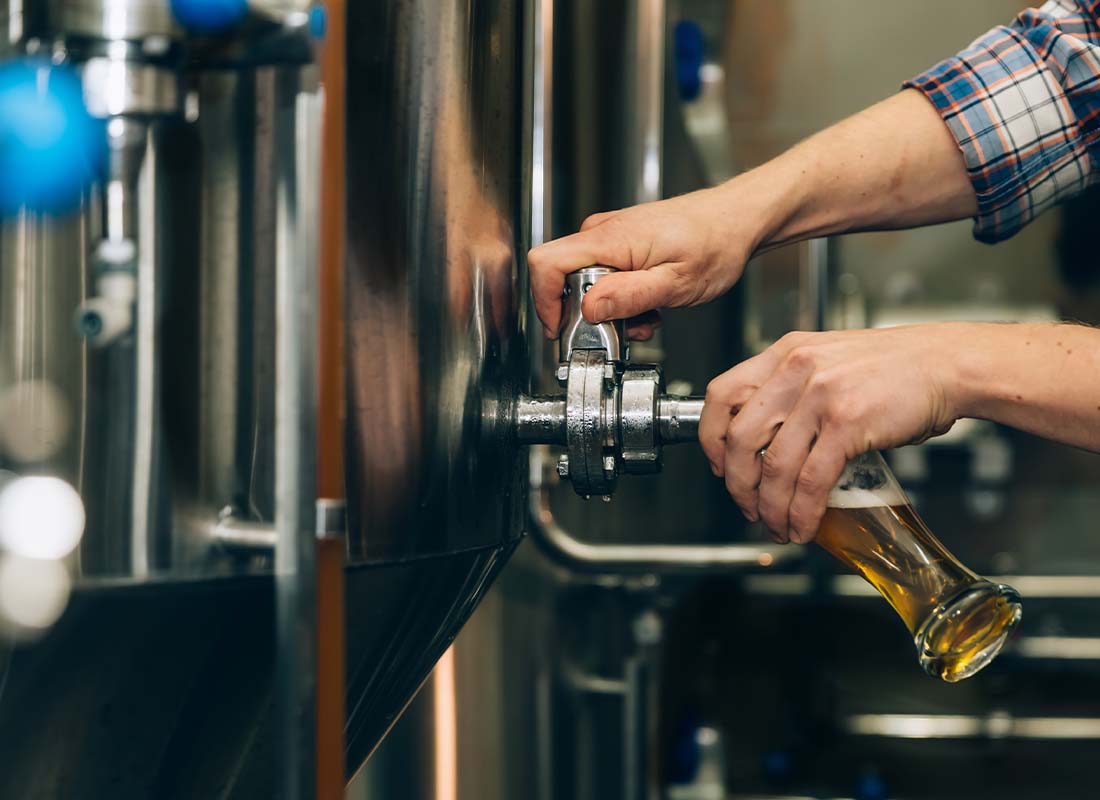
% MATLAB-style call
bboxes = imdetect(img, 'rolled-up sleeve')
[904,0,1100,242]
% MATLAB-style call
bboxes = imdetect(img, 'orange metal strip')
[316,0,348,797]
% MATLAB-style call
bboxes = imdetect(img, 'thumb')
[580,269,679,322]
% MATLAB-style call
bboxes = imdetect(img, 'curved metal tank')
[341,0,528,771]
[0,0,528,796]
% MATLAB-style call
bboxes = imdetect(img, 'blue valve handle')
[674,20,706,102]
[0,60,105,215]
[170,0,249,33]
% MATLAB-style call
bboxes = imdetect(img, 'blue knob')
[308,3,327,39]
[674,20,706,101]
[855,770,889,800]
[170,0,248,33]
[0,60,105,215]
[762,749,792,783]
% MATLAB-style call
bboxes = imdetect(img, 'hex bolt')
[603,362,616,389]
[556,364,569,383]
[556,453,570,478]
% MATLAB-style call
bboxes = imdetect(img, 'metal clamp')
[517,266,701,498]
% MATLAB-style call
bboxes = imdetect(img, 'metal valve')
[516,266,705,498]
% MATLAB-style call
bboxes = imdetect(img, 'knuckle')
[806,368,836,395]
[795,468,824,498]
[782,345,817,372]
[704,377,728,404]
[777,331,809,350]
[724,417,745,450]
[824,397,858,425]
[760,447,785,480]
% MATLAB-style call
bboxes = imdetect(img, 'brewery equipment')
[0,0,530,796]
[515,266,706,499]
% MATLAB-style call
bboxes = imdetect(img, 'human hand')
[526,183,767,339]
[699,325,969,544]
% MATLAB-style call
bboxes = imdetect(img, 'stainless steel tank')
[0,0,529,796]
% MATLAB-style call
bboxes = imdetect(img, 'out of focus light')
[0,379,72,463]
[433,647,457,800]
[0,554,71,631]
[0,476,85,560]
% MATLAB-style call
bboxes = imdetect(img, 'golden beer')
[816,451,1022,682]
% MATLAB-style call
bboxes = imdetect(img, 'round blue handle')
[0,60,106,215]
[674,20,706,102]
[170,0,248,33]
[855,770,889,800]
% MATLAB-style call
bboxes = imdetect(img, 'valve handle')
[559,267,626,363]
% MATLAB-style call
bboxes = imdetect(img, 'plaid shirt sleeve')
[903,0,1100,242]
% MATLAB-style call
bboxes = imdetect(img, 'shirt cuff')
[904,24,1094,243]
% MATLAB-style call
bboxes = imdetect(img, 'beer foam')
[826,484,907,510]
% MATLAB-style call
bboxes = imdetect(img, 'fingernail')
[788,530,803,544]
[709,461,721,476]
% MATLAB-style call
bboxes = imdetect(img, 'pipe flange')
[619,365,660,474]
[564,349,617,497]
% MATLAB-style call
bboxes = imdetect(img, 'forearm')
[726,89,978,255]
[950,322,1100,451]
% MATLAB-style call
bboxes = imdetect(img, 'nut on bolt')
[557,453,570,478]
[556,364,569,384]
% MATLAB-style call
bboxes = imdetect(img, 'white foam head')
[826,456,908,509]
[826,484,907,509]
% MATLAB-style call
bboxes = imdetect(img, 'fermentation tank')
[0,0,528,796]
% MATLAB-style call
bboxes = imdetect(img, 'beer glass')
[816,451,1022,682]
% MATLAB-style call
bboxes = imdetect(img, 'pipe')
[516,396,567,445]
[528,447,799,575]
[657,395,704,444]
[212,515,277,553]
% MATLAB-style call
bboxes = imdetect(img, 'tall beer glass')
[816,451,1022,682]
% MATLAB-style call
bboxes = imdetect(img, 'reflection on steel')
[629,0,666,203]
[274,68,320,800]
[798,237,829,333]
[342,0,526,774]
[844,712,1100,740]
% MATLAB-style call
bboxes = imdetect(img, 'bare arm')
[527,90,975,334]
[953,322,1100,450]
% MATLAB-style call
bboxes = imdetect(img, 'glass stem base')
[913,582,1023,682]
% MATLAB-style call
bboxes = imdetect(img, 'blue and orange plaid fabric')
[904,0,1100,242]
